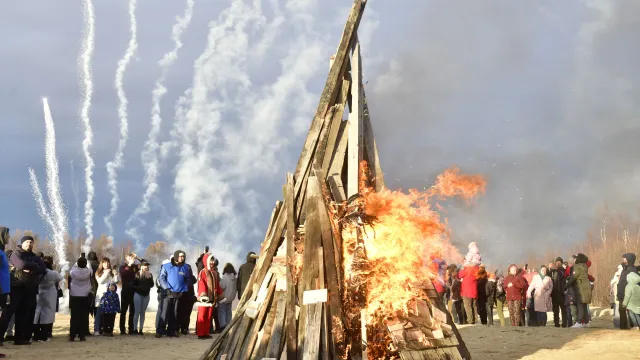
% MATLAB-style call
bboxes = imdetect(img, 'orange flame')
[345,163,486,323]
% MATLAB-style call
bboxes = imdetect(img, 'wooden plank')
[199,305,248,360]
[302,303,323,360]
[361,89,384,191]
[320,303,330,360]
[322,120,348,178]
[347,40,363,197]
[320,76,351,176]
[253,296,279,359]
[283,174,298,360]
[293,0,367,185]
[238,199,287,309]
[297,175,324,360]
[266,291,288,358]
[267,201,283,242]
[327,174,346,203]
[329,120,349,181]
[227,315,254,359]
[239,280,277,360]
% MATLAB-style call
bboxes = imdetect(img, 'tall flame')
[345,164,486,323]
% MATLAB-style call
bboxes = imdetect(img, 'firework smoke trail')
[79,0,96,247]
[43,98,69,244]
[125,0,195,244]
[70,161,81,238]
[105,0,138,237]
[28,167,56,239]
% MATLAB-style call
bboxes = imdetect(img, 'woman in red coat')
[504,264,526,326]
[196,254,223,339]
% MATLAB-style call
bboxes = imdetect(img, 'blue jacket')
[0,250,9,295]
[158,261,191,294]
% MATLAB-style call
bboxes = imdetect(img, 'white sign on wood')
[302,289,328,305]
[220,355,227,360]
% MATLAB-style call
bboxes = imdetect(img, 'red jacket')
[504,265,527,301]
[197,254,223,301]
[457,265,479,299]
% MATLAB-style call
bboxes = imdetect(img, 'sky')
[0,0,639,268]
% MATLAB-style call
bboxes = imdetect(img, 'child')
[485,272,497,325]
[464,242,482,266]
[623,272,640,330]
[100,282,121,336]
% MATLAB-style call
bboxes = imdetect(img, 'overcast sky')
[1,0,638,267]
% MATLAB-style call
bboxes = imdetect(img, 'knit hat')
[77,257,88,268]
[19,235,35,245]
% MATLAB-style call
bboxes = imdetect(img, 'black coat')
[618,253,638,301]
[485,280,497,306]
[550,269,565,304]
[9,249,46,289]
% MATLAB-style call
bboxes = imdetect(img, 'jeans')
[536,311,547,326]
[629,310,640,328]
[496,299,506,326]
[120,288,135,334]
[453,300,463,324]
[218,302,233,328]
[94,306,103,333]
[462,297,477,324]
[567,304,578,326]
[620,303,630,329]
[133,293,150,331]
[486,304,494,325]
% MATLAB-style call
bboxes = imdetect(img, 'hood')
[246,252,256,264]
[87,251,98,261]
[508,264,518,275]
[495,269,504,277]
[627,272,640,286]
[203,253,212,271]
[162,258,171,265]
[623,253,637,267]
[224,272,237,280]
[0,227,8,250]
[575,253,588,264]
[108,281,118,292]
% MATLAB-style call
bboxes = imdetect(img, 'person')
[476,266,488,324]
[457,263,479,325]
[94,257,118,335]
[119,253,139,335]
[69,256,92,341]
[485,271,497,326]
[33,256,62,341]
[495,269,506,326]
[617,253,638,330]
[211,257,221,333]
[87,251,99,327]
[564,259,578,327]
[196,246,209,275]
[132,260,154,335]
[450,267,463,325]
[565,253,592,328]
[550,257,566,327]
[0,227,9,358]
[99,282,121,336]
[623,271,640,330]
[155,258,171,336]
[610,264,623,328]
[237,252,257,299]
[196,254,223,339]
[178,264,197,335]
[0,235,46,345]
[157,250,190,338]
[522,264,538,326]
[526,265,553,326]
[2,248,14,343]
[518,268,529,326]
[504,264,526,326]
[219,263,237,329]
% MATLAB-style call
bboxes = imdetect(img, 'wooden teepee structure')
[200,1,471,359]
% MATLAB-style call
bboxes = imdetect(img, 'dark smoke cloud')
[366,0,640,266]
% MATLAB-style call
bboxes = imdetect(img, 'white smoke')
[79,0,96,247]
[126,0,195,247]
[28,167,56,239]
[70,160,81,239]
[105,0,139,237]
[42,98,69,263]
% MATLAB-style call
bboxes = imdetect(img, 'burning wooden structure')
[200,1,471,359]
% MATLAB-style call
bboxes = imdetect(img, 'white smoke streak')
[79,0,96,246]
[42,98,69,245]
[70,161,81,239]
[105,0,139,237]
[28,167,56,239]
[164,0,263,239]
[126,0,195,246]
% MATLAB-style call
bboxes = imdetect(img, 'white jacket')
[69,265,92,297]
[95,269,119,306]
[220,273,237,304]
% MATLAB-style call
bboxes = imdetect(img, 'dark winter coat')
[119,263,139,291]
[476,270,488,304]
[495,270,506,302]
[99,283,121,314]
[618,253,638,302]
[504,265,526,301]
[451,277,462,301]
[132,271,154,297]
[237,252,256,299]
[87,251,99,295]
[10,248,46,289]
[566,254,592,304]
[486,279,497,306]
[550,268,565,304]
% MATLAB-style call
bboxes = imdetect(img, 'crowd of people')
[0,226,259,358]
[434,242,640,330]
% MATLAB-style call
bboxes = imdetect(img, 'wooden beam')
[362,89,385,191]
[266,290,288,357]
[283,174,298,360]
[328,121,349,179]
[199,305,248,360]
[347,40,363,197]
[238,280,277,360]
[302,302,323,360]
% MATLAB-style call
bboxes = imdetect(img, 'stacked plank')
[200,1,471,359]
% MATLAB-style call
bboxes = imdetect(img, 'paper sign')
[302,289,327,305]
